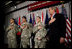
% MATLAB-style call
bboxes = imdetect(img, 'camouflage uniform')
[21,22,32,48]
[33,22,47,48]
[6,23,18,48]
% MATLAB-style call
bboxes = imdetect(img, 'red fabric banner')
[28,1,60,11]
[56,7,59,13]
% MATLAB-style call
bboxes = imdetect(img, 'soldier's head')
[10,18,15,24]
[49,6,56,15]
[22,16,27,22]
[36,16,41,23]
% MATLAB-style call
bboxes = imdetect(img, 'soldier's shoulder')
[25,22,31,26]
[27,22,30,25]
[14,23,18,26]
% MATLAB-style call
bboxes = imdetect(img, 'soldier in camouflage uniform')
[6,18,18,48]
[20,16,32,48]
[33,16,47,48]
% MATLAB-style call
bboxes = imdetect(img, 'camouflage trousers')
[8,39,17,48]
[34,41,46,48]
[21,39,30,48]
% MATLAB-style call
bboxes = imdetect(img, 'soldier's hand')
[23,25,27,28]
[21,25,27,29]
[38,26,42,29]
[37,37,41,40]
[9,26,13,29]
[9,26,11,29]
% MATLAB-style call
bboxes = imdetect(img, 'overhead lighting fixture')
[5,1,12,5]
[14,6,17,9]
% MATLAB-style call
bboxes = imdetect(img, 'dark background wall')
[0,5,5,48]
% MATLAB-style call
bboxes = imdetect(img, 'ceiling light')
[5,1,12,5]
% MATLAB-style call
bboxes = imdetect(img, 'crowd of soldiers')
[6,16,47,48]
[5,7,66,48]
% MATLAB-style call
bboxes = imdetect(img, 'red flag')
[18,16,21,25]
[42,11,44,22]
[56,7,59,14]
[62,5,71,47]
[17,16,21,35]
[17,31,21,35]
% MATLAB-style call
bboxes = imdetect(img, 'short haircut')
[49,6,56,12]
[10,18,15,21]
[10,18,15,23]
[37,16,41,19]
[22,16,26,20]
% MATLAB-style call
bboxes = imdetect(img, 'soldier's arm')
[39,27,47,39]
[20,24,27,29]
[33,25,39,34]
[11,24,18,34]
[28,24,33,33]
[42,29,47,38]
[6,26,11,32]
[26,23,32,38]
[27,29,32,38]
[15,25,19,33]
